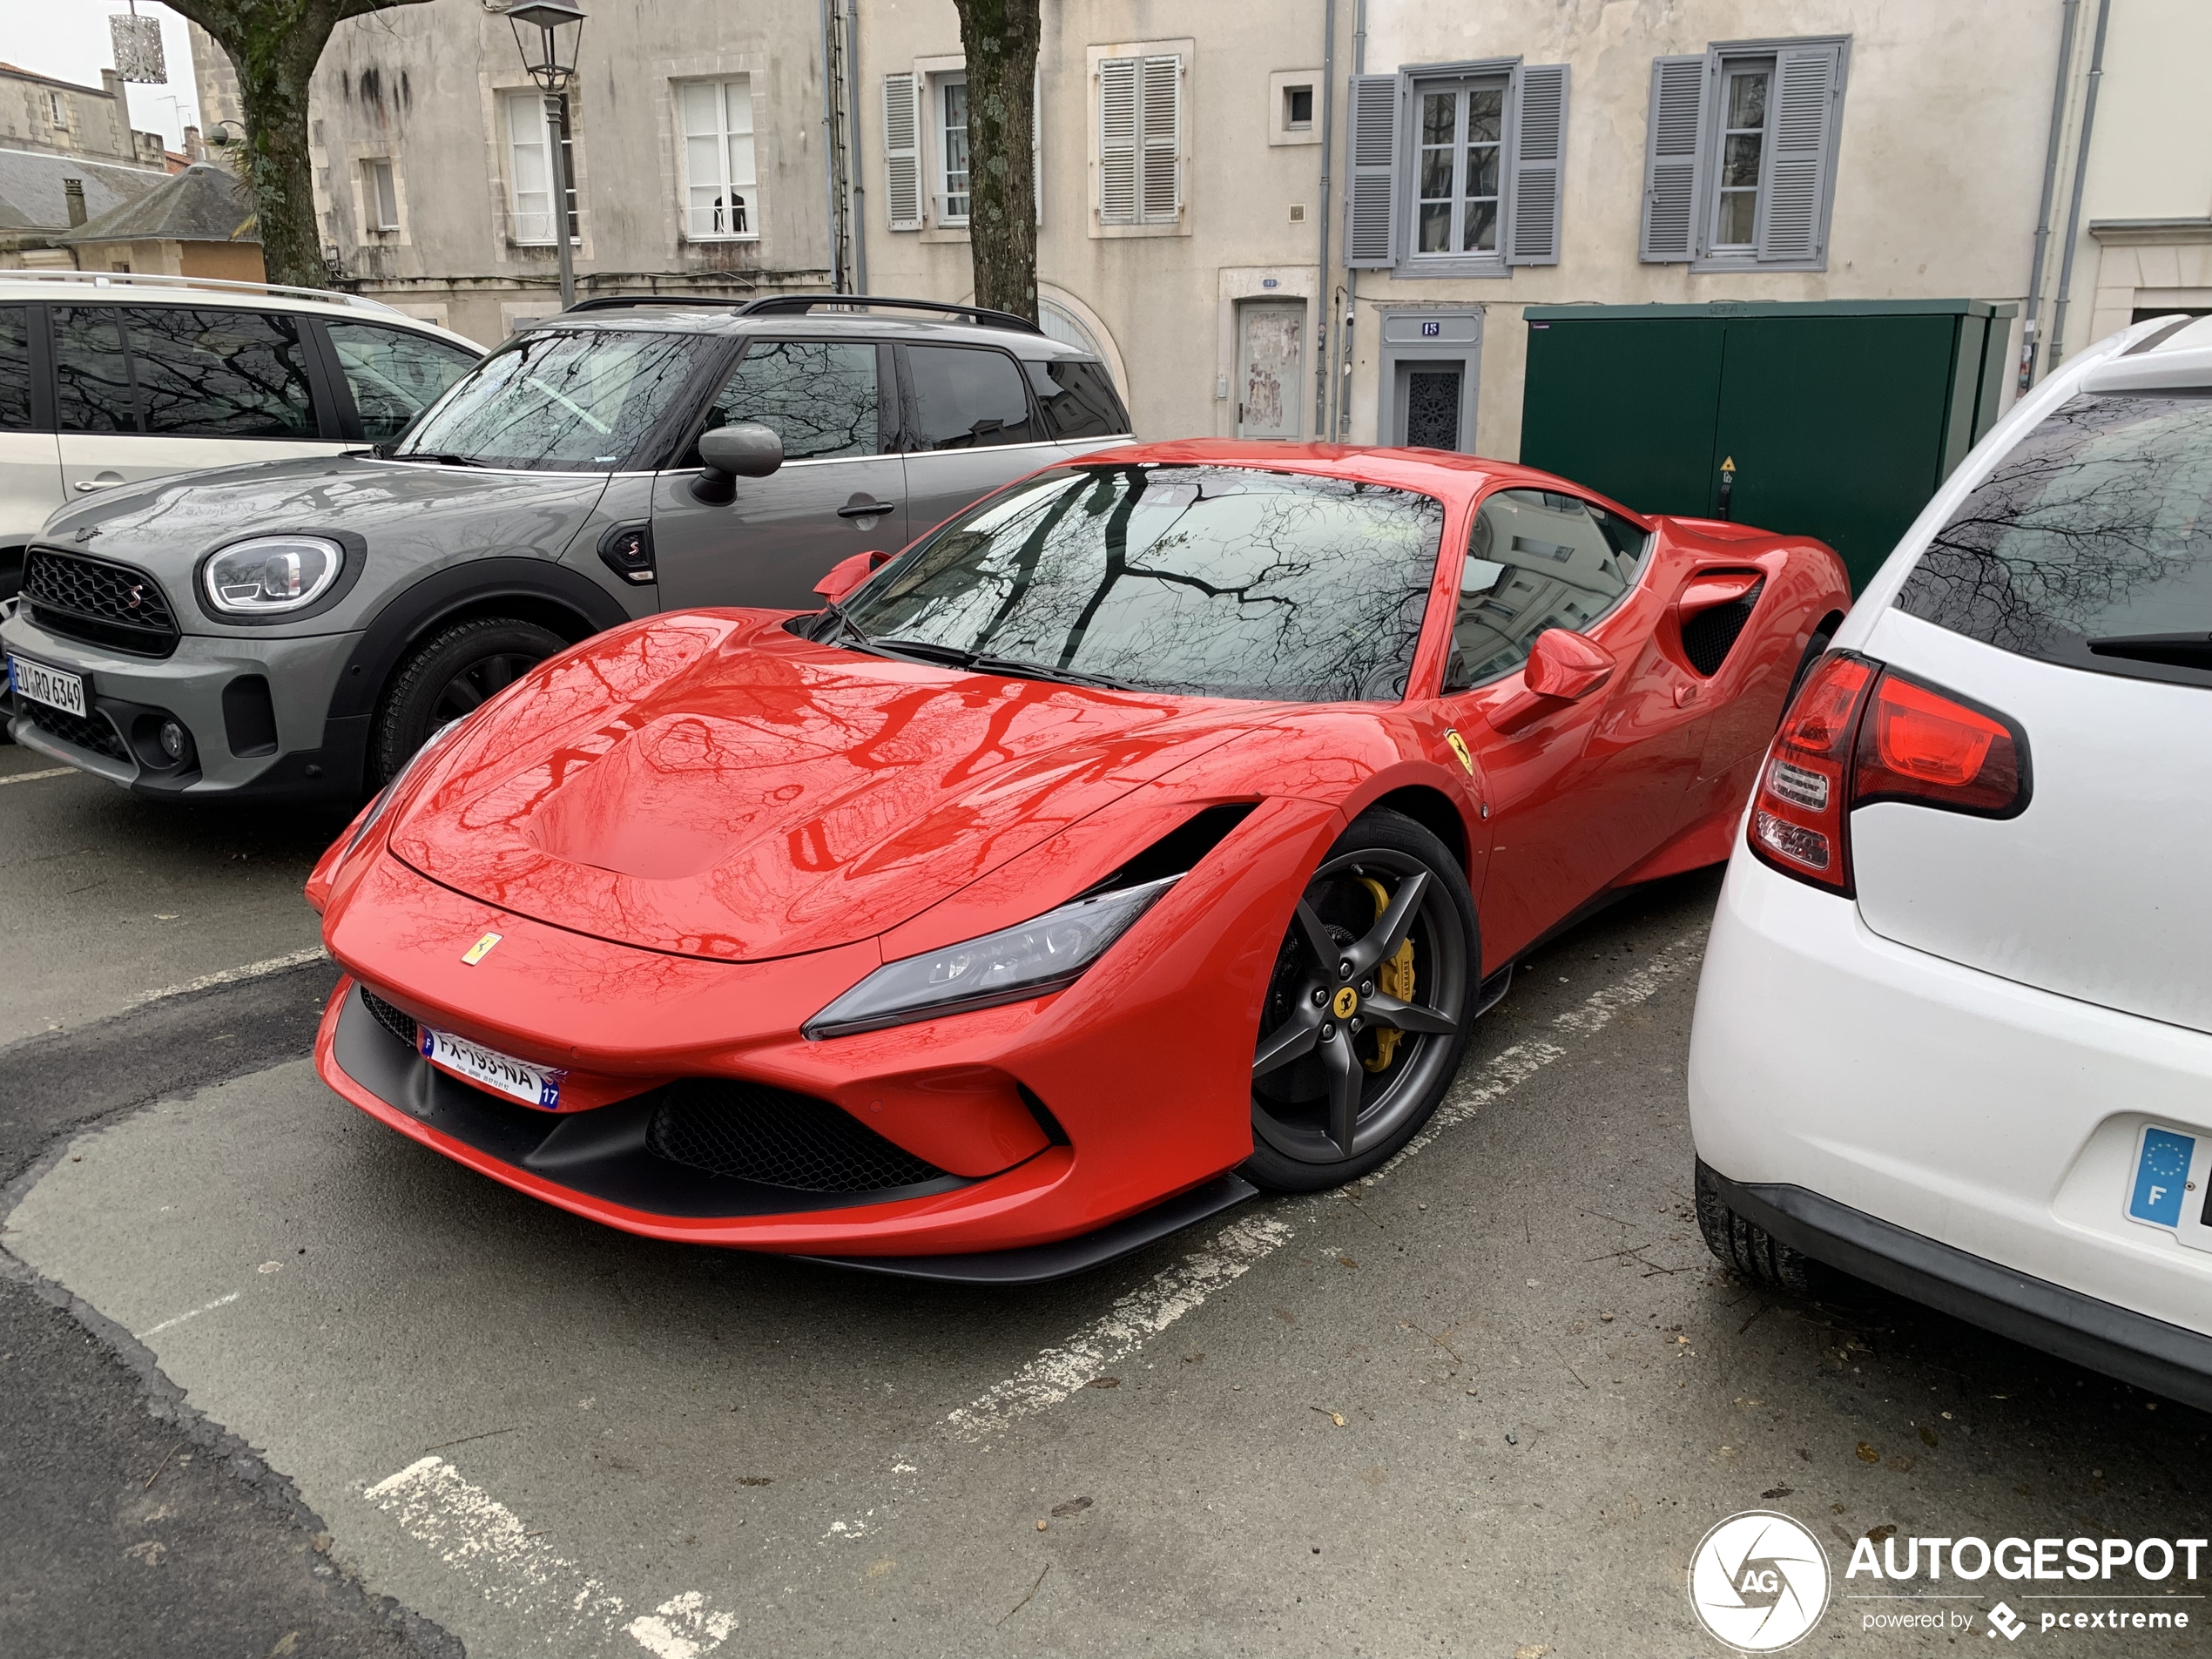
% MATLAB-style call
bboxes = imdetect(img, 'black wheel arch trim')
[1697,1159,2212,1413]
[327,557,632,725]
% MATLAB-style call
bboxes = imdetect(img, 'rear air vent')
[644,1079,949,1193]
[1681,579,1765,677]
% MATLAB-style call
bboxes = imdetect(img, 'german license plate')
[8,654,86,718]
[420,1025,564,1109]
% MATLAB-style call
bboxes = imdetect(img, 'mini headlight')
[803,873,1180,1039]
[203,536,345,615]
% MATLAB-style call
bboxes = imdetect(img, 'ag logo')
[1688,1510,1831,1651]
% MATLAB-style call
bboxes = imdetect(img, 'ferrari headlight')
[804,874,1179,1039]
[203,535,345,614]
[344,718,463,858]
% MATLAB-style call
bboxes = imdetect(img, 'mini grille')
[23,548,180,658]
[359,988,420,1050]
[646,1080,948,1193]
[23,698,128,762]
[1680,580,1765,677]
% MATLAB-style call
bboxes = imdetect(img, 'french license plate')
[2127,1123,2211,1252]
[420,1025,564,1109]
[8,654,86,718]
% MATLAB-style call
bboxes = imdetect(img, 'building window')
[1283,84,1313,131]
[936,76,971,224]
[48,90,69,128]
[1098,53,1180,226]
[504,90,577,246]
[1640,37,1848,270]
[365,158,401,232]
[679,78,757,239]
[1413,78,1505,258]
[1343,62,1569,276]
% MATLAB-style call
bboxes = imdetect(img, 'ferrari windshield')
[842,464,1447,701]
[392,328,718,470]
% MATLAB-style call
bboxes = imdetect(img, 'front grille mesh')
[360,988,421,1051]
[646,1080,948,1193]
[23,548,180,658]
[23,698,128,762]
[1680,580,1765,677]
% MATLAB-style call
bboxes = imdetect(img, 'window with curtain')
[680,78,758,239]
[504,90,577,246]
[1411,78,1506,260]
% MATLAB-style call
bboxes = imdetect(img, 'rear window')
[1898,392,2212,687]
[1025,358,1129,441]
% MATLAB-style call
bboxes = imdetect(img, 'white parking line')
[128,945,328,1008]
[133,1288,240,1339]
[939,933,1705,1443]
[0,767,76,787]
[364,1455,739,1657]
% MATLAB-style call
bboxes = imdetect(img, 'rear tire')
[1240,809,1479,1193]
[1695,1163,1822,1295]
[371,616,565,786]
[1780,621,1839,716]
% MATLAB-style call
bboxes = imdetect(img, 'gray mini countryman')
[1,295,1130,802]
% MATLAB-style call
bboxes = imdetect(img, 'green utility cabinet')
[1519,300,2017,591]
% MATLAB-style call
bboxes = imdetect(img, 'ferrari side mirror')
[814,550,892,604]
[691,421,784,502]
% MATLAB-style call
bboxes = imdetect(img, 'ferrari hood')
[387,612,1253,961]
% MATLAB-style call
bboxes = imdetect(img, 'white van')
[0,271,482,599]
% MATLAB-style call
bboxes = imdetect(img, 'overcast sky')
[7,2,202,150]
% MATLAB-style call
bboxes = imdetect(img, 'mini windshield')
[1898,391,2212,687]
[841,464,1447,701]
[393,328,717,470]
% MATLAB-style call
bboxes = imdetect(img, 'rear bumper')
[1700,1161,2212,1413]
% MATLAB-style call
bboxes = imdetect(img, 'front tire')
[371,616,565,786]
[1241,809,1479,1193]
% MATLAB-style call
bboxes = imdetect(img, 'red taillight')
[1749,653,1875,892]
[1748,651,2031,894]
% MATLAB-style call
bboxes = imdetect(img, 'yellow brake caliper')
[1354,877,1416,1073]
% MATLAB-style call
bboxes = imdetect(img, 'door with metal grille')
[1397,363,1464,449]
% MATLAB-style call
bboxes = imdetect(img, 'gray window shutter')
[1343,72,1399,268]
[1098,57,1138,224]
[1140,55,1181,223]
[1639,54,1707,263]
[1757,42,1844,264]
[1505,63,1568,266]
[883,72,921,230]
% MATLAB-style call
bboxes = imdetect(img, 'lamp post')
[507,0,587,310]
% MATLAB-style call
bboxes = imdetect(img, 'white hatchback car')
[1689,311,2212,1412]
[0,270,481,599]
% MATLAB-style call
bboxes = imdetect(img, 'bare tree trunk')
[950,0,1041,323]
[167,0,430,290]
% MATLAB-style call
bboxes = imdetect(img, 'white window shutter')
[1140,55,1180,222]
[1639,54,1707,262]
[1098,57,1138,224]
[883,72,921,230]
[1505,63,1568,266]
[1757,43,1843,263]
[1343,72,1399,268]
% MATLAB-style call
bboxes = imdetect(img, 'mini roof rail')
[562,293,758,314]
[736,294,1045,335]
[0,267,408,317]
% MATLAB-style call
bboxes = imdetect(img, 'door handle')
[73,479,119,492]
[836,498,895,519]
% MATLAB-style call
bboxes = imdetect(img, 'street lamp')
[507,0,587,310]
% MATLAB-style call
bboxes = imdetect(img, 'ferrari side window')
[1447,489,1637,690]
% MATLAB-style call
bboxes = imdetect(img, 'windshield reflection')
[843,464,1446,701]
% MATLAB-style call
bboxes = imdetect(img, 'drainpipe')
[2019,0,2080,392]
[1313,0,1337,441]
[845,0,868,293]
[819,0,845,293]
[2047,0,2110,374]
[1337,0,1366,440]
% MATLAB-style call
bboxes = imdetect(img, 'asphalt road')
[1,745,2205,1657]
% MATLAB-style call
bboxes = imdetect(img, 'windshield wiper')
[385,449,486,468]
[2085,631,2212,669]
[865,637,1143,691]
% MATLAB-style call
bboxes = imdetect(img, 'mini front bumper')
[1,607,363,800]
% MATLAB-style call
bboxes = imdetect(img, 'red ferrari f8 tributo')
[308,442,1848,1280]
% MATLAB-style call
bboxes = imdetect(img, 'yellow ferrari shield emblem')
[1332,985,1359,1020]
[461,932,502,965]
[1444,729,1474,775]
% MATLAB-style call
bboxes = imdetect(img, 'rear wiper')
[2084,631,2212,669]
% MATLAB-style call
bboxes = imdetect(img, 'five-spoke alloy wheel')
[1243,809,1478,1191]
